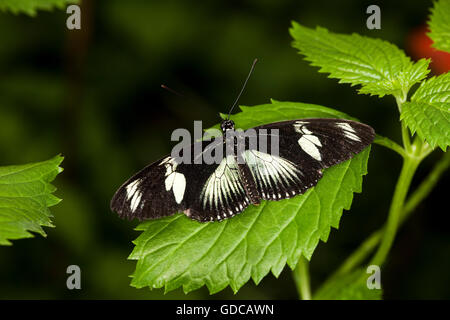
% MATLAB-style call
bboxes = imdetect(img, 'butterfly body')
[111,118,375,223]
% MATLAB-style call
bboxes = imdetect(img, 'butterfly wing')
[110,140,250,222]
[110,155,188,221]
[242,118,375,201]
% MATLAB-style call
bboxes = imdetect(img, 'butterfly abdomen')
[237,161,261,205]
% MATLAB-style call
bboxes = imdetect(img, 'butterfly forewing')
[110,156,185,220]
[252,118,374,169]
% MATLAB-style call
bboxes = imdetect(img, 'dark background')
[0,0,448,299]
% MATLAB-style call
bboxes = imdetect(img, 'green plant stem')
[370,156,420,266]
[401,123,412,154]
[403,151,450,214]
[331,151,449,278]
[395,94,413,154]
[373,135,406,157]
[332,230,382,278]
[293,256,312,300]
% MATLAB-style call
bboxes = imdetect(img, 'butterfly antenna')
[161,84,184,97]
[227,58,258,120]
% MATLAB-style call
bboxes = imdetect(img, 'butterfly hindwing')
[242,148,321,201]
[185,155,251,222]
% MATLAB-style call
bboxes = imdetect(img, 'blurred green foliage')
[0,0,448,299]
[0,0,77,16]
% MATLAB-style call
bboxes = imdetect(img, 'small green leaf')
[0,0,77,16]
[428,0,450,53]
[129,101,372,294]
[0,155,64,246]
[222,99,357,126]
[401,72,450,151]
[290,22,430,98]
[313,269,382,300]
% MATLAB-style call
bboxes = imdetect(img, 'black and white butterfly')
[110,60,375,223]
[110,117,374,222]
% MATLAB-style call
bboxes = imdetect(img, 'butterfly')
[110,60,375,223]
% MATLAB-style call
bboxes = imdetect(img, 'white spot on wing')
[126,179,143,213]
[298,136,322,161]
[161,156,186,204]
[164,172,174,191]
[337,122,356,133]
[294,122,323,160]
[130,192,142,212]
[336,122,361,142]
[306,135,322,147]
[164,171,186,204]
[126,179,140,200]
[171,172,186,204]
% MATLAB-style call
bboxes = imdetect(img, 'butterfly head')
[220,119,235,132]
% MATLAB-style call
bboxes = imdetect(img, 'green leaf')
[0,155,64,246]
[289,22,430,98]
[223,99,357,125]
[0,0,78,16]
[313,269,382,300]
[428,0,450,53]
[129,101,372,294]
[401,72,450,151]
